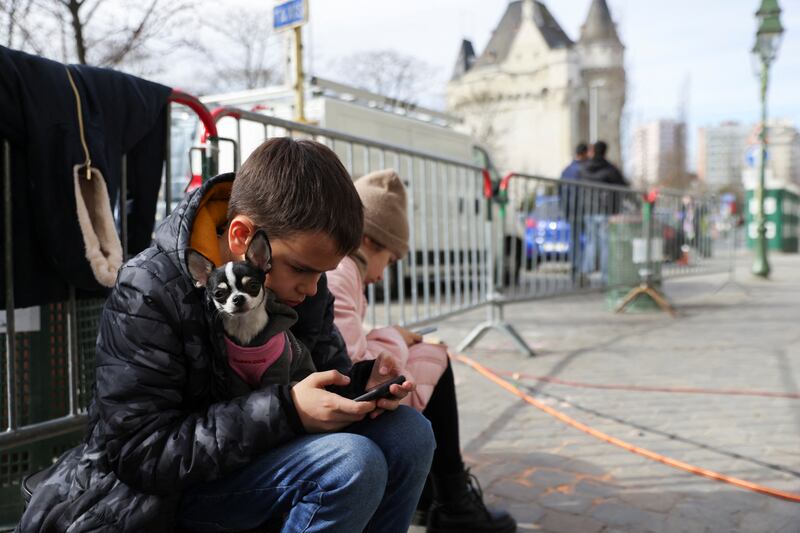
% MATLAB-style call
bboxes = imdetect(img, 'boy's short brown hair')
[229,137,363,255]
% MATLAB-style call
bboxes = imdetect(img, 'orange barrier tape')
[490,369,800,400]
[452,352,800,503]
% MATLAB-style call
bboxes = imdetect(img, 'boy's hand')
[365,352,416,419]
[393,326,422,347]
[291,371,376,433]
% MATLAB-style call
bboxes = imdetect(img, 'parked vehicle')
[522,195,572,262]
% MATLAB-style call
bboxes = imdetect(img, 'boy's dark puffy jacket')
[17,173,340,532]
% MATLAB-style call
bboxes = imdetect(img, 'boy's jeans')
[177,405,434,533]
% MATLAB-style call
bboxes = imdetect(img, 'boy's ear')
[186,249,214,287]
[246,230,272,273]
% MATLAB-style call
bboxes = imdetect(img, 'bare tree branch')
[4,0,202,76]
[204,6,281,92]
[81,0,105,27]
[335,49,435,105]
[97,0,157,66]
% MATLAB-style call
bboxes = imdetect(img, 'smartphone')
[354,375,406,402]
[413,326,438,336]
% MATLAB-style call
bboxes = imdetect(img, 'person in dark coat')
[578,141,631,281]
[559,143,589,283]
[17,138,434,533]
[579,140,629,213]
[560,142,588,181]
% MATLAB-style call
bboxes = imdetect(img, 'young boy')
[18,138,434,533]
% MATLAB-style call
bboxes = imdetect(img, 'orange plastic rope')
[452,353,800,503]
[490,369,800,399]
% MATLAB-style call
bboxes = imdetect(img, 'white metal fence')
[1,106,732,460]
[208,108,731,356]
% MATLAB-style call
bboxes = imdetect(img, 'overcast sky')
[297,0,799,168]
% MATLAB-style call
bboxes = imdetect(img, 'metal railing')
[209,107,495,331]
[1,102,733,457]
[208,108,732,357]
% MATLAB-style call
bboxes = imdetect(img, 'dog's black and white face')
[205,261,267,316]
[186,231,273,345]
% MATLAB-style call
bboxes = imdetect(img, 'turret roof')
[579,0,622,46]
[471,1,573,70]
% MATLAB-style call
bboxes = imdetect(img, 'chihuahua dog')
[186,230,273,346]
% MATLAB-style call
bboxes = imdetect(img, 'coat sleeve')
[95,264,301,495]
[287,331,316,383]
[326,261,408,366]
[291,274,353,375]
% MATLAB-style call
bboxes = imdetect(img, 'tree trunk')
[66,0,87,64]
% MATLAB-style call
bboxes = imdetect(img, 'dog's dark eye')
[246,281,262,293]
[213,289,227,300]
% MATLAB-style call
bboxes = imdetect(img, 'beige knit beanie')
[354,169,409,259]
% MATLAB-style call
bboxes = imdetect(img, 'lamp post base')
[752,221,771,278]
[751,256,771,278]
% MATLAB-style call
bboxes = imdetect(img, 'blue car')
[522,196,573,262]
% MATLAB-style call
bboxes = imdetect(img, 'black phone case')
[354,375,406,402]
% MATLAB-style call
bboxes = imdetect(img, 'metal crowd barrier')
[208,108,731,358]
[0,91,217,526]
[456,172,729,353]
[455,173,647,355]
[652,188,724,279]
[210,108,494,331]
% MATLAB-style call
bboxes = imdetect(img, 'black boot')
[427,469,516,533]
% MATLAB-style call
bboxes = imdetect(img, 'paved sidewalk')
[412,253,800,533]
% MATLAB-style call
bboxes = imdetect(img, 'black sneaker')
[427,470,516,533]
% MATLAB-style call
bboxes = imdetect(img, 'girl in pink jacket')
[327,169,516,533]
[326,172,448,412]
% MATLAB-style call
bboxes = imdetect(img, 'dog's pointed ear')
[186,249,214,287]
[246,230,272,273]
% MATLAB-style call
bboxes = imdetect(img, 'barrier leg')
[457,301,535,357]
[714,224,749,295]
[615,282,676,317]
[616,197,675,317]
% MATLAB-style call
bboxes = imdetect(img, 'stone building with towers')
[446,0,626,177]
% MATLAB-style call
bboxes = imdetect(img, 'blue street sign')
[746,145,768,168]
[274,0,307,32]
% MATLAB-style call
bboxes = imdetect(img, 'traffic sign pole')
[294,25,306,122]
[273,0,308,122]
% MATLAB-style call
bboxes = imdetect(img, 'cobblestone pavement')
[410,254,800,533]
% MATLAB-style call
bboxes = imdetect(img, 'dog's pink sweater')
[224,334,286,387]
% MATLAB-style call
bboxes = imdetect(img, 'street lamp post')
[751,0,784,278]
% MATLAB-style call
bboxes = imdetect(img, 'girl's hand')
[365,352,415,419]
[392,326,422,347]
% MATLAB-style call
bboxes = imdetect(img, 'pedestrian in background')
[560,142,588,181]
[579,141,630,282]
[560,143,589,284]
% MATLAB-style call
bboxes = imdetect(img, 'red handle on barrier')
[645,188,659,204]
[200,107,243,143]
[169,90,218,140]
[499,172,515,193]
[482,169,493,199]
